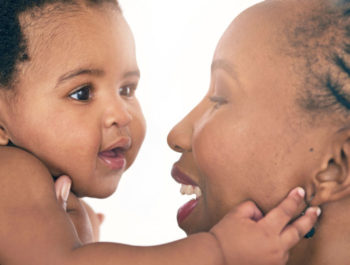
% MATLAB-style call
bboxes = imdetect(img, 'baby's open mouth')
[98,147,126,170]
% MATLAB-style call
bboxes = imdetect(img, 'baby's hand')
[54,175,104,243]
[210,187,320,265]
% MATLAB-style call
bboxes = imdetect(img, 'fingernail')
[293,187,305,198]
[316,207,322,217]
[306,207,322,217]
[55,181,63,200]
[61,181,70,203]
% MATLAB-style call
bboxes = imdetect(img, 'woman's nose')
[168,99,207,153]
[103,97,132,128]
[167,115,193,153]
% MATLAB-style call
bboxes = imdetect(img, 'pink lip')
[98,138,131,170]
[102,137,132,152]
[171,165,198,186]
[98,151,126,170]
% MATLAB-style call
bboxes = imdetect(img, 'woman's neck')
[288,197,350,265]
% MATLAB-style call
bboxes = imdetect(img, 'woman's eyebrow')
[211,59,240,83]
[124,69,140,79]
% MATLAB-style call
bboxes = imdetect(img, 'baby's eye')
[209,96,228,109]
[69,85,92,101]
[119,85,136,97]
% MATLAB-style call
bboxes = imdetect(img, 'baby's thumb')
[235,200,264,222]
[54,175,71,211]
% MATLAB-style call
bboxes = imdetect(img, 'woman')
[168,0,350,264]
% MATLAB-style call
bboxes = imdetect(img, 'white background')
[86,0,262,245]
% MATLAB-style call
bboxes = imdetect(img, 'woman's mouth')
[171,165,202,224]
[98,147,126,170]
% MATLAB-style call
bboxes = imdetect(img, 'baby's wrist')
[201,231,226,265]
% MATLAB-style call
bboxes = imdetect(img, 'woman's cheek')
[192,116,237,193]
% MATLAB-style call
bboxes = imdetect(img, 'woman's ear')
[311,130,350,206]
[0,125,9,146]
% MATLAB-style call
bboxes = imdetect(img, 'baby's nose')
[103,99,132,128]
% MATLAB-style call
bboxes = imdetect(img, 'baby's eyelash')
[119,84,137,98]
[69,84,93,101]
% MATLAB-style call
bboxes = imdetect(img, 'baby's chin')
[72,186,116,198]
[71,178,120,198]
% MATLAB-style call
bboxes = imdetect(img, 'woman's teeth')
[180,184,202,199]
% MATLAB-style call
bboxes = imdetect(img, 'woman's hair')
[0,0,120,89]
[283,0,350,122]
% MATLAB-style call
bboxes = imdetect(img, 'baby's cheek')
[125,113,145,170]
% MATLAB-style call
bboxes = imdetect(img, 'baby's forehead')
[20,3,106,44]
[18,3,122,71]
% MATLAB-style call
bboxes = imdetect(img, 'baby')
[0,0,319,264]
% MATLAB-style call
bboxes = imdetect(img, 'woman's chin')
[177,201,213,235]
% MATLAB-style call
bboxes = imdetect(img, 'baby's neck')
[288,197,350,265]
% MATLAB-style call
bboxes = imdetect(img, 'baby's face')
[0,6,145,197]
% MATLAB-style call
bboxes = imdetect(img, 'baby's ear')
[311,129,350,206]
[0,125,9,146]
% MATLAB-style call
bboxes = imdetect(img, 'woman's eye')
[119,85,136,97]
[69,85,92,101]
[209,96,228,109]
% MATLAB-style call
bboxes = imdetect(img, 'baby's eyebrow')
[56,68,105,87]
[55,68,140,87]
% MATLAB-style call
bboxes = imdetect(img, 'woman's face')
[168,2,330,234]
[0,6,146,198]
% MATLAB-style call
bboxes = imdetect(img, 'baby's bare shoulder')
[0,146,54,200]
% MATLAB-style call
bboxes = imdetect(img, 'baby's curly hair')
[0,0,120,88]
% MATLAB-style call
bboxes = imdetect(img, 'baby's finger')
[260,187,306,232]
[281,207,320,249]
[234,200,263,221]
[54,175,71,211]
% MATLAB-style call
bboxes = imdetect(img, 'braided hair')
[281,0,350,123]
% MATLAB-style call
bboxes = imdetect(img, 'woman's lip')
[177,199,199,225]
[171,165,198,186]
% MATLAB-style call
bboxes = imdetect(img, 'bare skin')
[167,0,350,264]
[0,147,318,265]
[0,2,318,265]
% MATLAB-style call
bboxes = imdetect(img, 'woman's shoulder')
[0,146,54,198]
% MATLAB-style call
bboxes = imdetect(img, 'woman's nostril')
[174,145,181,150]
[173,144,185,152]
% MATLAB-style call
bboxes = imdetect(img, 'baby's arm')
[0,147,318,265]
[210,188,319,265]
